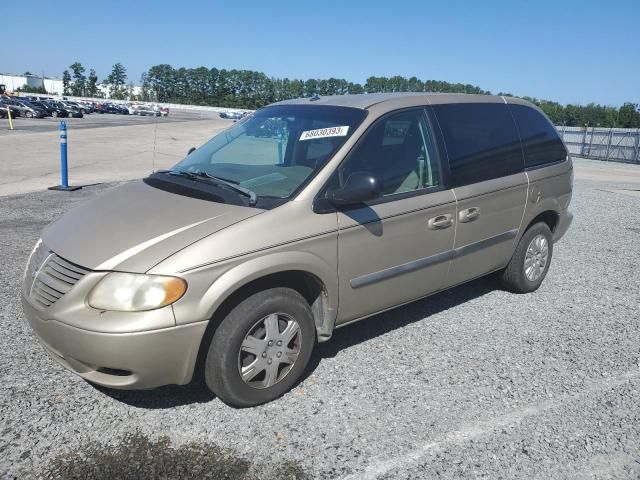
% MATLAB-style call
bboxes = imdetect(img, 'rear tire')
[500,222,553,293]
[204,288,316,407]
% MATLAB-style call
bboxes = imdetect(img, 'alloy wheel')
[524,234,549,281]
[237,313,301,389]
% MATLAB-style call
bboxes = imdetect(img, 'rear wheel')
[25,111,33,118]
[500,222,553,293]
[204,288,316,407]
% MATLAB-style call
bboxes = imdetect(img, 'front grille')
[27,242,90,308]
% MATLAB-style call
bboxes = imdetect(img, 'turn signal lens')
[88,273,187,312]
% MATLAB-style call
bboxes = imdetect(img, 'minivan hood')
[41,180,263,272]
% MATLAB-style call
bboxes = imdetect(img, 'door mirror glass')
[326,171,381,207]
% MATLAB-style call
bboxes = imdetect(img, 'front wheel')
[500,222,553,293]
[204,288,316,407]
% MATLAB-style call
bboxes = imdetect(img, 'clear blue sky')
[2,0,638,106]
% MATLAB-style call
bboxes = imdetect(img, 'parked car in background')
[2,99,46,118]
[15,100,48,118]
[96,103,121,114]
[0,99,22,117]
[30,101,53,116]
[0,105,13,118]
[63,101,92,114]
[47,100,83,118]
[41,101,72,118]
[132,105,157,116]
[219,110,244,120]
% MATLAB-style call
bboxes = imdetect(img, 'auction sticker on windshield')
[299,126,349,141]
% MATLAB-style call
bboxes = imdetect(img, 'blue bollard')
[49,121,81,191]
[60,121,68,187]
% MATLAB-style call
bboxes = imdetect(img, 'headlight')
[88,272,187,312]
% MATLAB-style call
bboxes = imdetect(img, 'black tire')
[204,287,316,407]
[500,222,553,293]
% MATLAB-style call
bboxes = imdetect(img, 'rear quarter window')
[508,104,567,168]
[431,103,523,187]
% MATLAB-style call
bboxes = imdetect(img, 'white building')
[0,73,64,95]
[99,83,142,99]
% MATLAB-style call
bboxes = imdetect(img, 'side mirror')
[326,171,381,207]
[187,147,196,155]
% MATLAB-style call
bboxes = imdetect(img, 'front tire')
[500,222,553,293]
[204,288,316,407]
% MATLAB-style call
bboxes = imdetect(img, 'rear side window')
[508,104,567,168]
[431,103,523,187]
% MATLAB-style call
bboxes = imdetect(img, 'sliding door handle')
[459,207,480,223]
[428,214,454,230]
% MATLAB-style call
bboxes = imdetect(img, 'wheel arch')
[190,253,337,383]
[524,210,559,234]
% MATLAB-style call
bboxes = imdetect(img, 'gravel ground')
[0,172,639,479]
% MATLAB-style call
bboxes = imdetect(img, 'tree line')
[58,62,640,128]
[61,62,130,100]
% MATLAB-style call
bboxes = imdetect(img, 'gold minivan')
[22,93,572,407]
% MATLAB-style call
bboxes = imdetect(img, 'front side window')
[339,110,441,196]
[148,105,366,207]
[432,103,523,187]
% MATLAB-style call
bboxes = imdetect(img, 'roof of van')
[272,92,534,110]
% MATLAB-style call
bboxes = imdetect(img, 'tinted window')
[508,104,566,168]
[432,103,523,187]
[340,110,441,196]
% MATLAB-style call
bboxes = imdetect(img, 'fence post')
[604,128,613,161]
[635,129,640,164]
[580,126,588,156]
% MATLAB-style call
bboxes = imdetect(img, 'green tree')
[107,63,127,100]
[137,63,636,127]
[18,84,47,94]
[146,64,176,102]
[69,62,86,96]
[62,70,71,95]
[86,69,99,97]
[618,103,640,128]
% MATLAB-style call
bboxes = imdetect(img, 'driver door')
[334,109,457,324]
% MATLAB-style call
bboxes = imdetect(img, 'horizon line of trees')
[60,62,132,100]
[57,61,640,128]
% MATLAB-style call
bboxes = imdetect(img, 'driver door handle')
[428,214,454,230]
[459,207,480,223]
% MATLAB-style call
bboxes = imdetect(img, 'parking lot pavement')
[0,161,639,479]
[0,108,220,136]
[0,112,234,196]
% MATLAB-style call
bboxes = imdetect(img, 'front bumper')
[21,293,208,389]
[553,209,573,243]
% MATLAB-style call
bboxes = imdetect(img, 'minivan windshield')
[163,104,366,206]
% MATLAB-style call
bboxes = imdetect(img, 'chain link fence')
[557,126,640,164]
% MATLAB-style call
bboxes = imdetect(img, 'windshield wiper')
[166,169,258,206]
